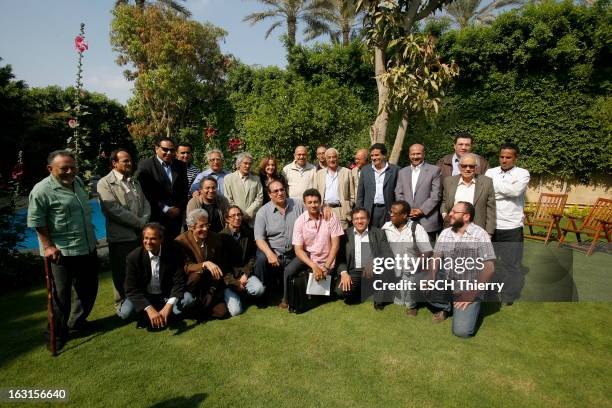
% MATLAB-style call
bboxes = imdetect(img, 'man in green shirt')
[27,150,98,350]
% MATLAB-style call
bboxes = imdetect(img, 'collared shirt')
[145,247,177,309]
[27,175,96,257]
[434,223,496,282]
[111,169,133,194]
[353,228,370,269]
[455,177,476,204]
[382,221,432,274]
[451,154,461,176]
[254,198,305,255]
[156,156,172,183]
[292,210,344,267]
[411,162,424,198]
[190,168,229,196]
[324,168,340,205]
[282,161,317,201]
[373,163,389,204]
[485,166,530,230]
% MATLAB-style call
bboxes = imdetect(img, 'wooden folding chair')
[524,193,568,244]
[559,197,612,256]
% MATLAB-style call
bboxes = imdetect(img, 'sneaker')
[406,308,418,317]
[432,310,447,323]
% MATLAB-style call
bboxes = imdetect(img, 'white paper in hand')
[306,272,331,296]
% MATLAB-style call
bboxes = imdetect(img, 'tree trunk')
[388,111,409,165]
[287,16,297,47]
[342,25,350,46]
[370,46,390,145]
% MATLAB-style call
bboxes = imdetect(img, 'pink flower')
[350,163,356,169]
[228,138,243,153]
[204,127,217,141]
[68,119,78,128]
[75,35,88,53]
[11,163,24,180]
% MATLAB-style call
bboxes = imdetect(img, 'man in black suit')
[357,143,399,228]
[117,223,195,328]
[335,208,394,307]
[137,136,188,239]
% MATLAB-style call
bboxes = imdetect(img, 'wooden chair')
[524,193,567,244]
[558,197,612,256]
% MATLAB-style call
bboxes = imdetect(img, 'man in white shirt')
[382,201,449,319]
[282,146,317,201]
[485,143,530,305]
[118,223,195,328]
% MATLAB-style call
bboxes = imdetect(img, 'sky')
[0,0,303,104]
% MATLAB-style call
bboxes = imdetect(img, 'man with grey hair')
[282,145,317,202]
[28,150,98,349]
[314,147,354,229]
[190,148,229,197]
[441,153,496,235]
[223,152,263,227]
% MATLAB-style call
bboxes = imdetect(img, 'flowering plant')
[68,118,78,129]
[228,137,243,153]
[74,35,88,53]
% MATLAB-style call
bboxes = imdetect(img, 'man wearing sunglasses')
[136,136,188,240]
[440,154,496,236]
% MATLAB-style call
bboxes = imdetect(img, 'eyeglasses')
[270,188,285,194]
[450,210,466,214]
[209,158,222,162]
[228,213,243,218]
[178,151,191,155]
[195,224,209,230]
[460,164,476,169]
[160,147,175,153]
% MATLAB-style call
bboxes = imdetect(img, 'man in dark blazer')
[440,154,496,235]
[137,136,188,239]
[357,143,399,228]
[335,208,394,307]
[118,223,194,328]
[436,132,489,178]
[395,144,442,243]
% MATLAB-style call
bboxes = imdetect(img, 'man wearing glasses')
[254,179,305,301]
[440,154,496,236]
[136,136,188,239]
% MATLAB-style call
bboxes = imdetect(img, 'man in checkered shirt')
[433,201,496,338]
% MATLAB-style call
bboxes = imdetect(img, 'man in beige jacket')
[314,148,354,229]
[224,152,263,227]
[98,149,151,303]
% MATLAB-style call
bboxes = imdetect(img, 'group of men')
[27,132,530,348]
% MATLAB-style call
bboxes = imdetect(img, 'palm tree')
[114,0,191,17]
[445,0,525,28]
[304,0,363,46]
[243,0,335,47]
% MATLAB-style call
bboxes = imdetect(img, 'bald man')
[282,146,317,202]
[351,148,369,190]
[395,144,442,243]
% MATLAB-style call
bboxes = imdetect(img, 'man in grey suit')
[98,149,151,304]
[440,154,496,235]
[357,143,399,228]
[395,144,442,243]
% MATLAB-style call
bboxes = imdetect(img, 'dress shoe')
[373,302,385,311]
[278,301,289,309]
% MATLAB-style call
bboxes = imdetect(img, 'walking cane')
[43,257,57,356]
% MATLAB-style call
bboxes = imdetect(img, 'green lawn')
[0,242,611,408]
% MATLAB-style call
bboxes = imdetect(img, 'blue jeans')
[224,276,265,317]
[452,300,480,338]
[117,292,196,320]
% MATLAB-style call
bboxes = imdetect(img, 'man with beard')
[433,202,497,338]
[98,149,151,304]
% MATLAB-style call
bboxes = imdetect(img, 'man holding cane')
[28,150,99,351]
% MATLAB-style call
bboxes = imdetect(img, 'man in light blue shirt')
[190,148,229,197]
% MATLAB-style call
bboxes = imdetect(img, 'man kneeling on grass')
[117,223,195,328]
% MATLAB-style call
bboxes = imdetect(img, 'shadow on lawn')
[149,393,207,408]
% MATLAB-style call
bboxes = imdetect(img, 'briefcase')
[287,272,321,314]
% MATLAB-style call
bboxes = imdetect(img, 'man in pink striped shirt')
[278,188,344,308]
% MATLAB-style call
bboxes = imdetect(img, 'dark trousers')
[334,270,363,304]
[253,249,293,294]
[109,240,140,303]
[283,257,310,300]
[50,251,99,338]
[370,205,389,229]
[493,227,525,303]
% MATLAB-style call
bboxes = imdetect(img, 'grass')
[0,242,611,408]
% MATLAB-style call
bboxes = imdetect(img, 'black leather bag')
[287,272,321,314]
